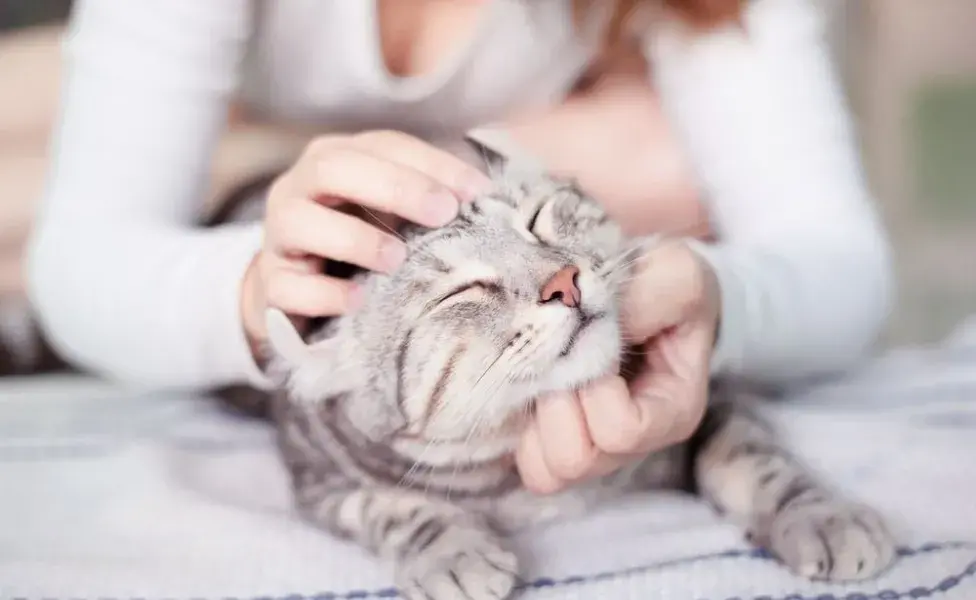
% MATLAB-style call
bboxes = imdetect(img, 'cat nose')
[540,265,581,308]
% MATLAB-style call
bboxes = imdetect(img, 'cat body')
[220,142,895,599]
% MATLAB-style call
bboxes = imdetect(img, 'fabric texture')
[2,318,976,599]
[25,0,891,393]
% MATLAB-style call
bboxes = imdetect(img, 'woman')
[22,0,891,493]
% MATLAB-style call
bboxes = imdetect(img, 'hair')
[575,0,745,47]
[568,0,744,89]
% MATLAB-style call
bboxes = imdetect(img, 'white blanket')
[3,318,976,600]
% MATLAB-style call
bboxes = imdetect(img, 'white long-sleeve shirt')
[25,0,892,391]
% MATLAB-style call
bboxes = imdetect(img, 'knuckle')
[264,201,297,245]
[263,273,288,309]
[256,253,274,280]
[366,231,390,266]
[355,128,408,147]
[266,175,290,208]
[588,426,615,453]
[526,473,563,495]
[304,135,339,158]
[607,422,643,454]
[549,445,594,481]
[329,227,361,261]
[384,170,431,206]
[671,401,705,443]
[376,172,408,204]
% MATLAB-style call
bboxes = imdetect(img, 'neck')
[328,396,522,499]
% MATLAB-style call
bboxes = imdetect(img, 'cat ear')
[265,307,312,366]
[264,307,348,405]
[463,128,547,179]
[464,132,509,175]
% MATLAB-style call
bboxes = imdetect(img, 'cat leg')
[487,485,605,534]
[292,470,518,600]
[689,397,897,581]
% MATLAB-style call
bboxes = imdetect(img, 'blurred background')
[0,0,973,355]
[827,0,976,346]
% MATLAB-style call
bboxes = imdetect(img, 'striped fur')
[214,140,895,599]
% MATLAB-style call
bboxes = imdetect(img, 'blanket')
[2,317,976,599]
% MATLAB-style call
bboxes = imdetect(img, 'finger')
[295,145,461,228]
[516,422,565,495]
[628,369,708,452]
[264,269,362,318]
[619,320,713,453]
[350,130,492,201]
[535,391,598,482]
[620,242,704,341]
[586,451,634,479]
[646,318,714,384]
[579,375,650,455]
[270,199,406,273]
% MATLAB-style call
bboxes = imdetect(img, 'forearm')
[25,0,266,389]
[27,220,269,389]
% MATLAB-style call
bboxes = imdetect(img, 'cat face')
[387,175,632,439]
[268,169,640,445]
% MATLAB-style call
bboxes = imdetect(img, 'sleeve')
[25,0,275,390]
[644,0,894,382]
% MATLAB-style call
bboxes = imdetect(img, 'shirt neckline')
[362,0,502,102]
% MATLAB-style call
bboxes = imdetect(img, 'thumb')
[646,316,715,382]
[621,242,704,342]
[628,323,713,451]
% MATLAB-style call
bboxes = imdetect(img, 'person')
[21,0,892,494]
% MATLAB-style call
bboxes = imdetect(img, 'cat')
[217,136,896,600]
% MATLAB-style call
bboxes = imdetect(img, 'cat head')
[267,138,644,446]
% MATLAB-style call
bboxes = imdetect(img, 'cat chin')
[544,318,622,389]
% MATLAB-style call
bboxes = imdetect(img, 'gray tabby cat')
[232,139,896,600]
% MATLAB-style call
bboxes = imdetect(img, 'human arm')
[24,0,269,389]
[646,0,893,381]
[517,0,894,491]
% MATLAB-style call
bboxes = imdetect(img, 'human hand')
[515,240,720,493]
[241,130,492,350]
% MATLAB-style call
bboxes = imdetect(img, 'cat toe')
[456,545,519,599]
[768,502,897,582]
[397,524,518,600]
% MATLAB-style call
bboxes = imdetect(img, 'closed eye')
[433,280,504,307]
[526,201,545,234]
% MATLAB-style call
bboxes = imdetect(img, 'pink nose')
[540,265,581,308]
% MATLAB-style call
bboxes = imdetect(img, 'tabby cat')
[225,137,896,600]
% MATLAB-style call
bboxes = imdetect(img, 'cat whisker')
[461,352,519,442]
[445,456,465,501]
[471,346,510,392]
[599,244,651,279]
[357,206,408,243]
[357,206,447,265]
[398,438,444,489]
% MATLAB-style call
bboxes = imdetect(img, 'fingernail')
[379,238,407,273]
[425,191,459,226]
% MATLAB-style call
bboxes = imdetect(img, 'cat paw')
[767,501,897,581]
[396,521,519,600]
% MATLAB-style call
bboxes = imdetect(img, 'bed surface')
[3,318,976,600]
